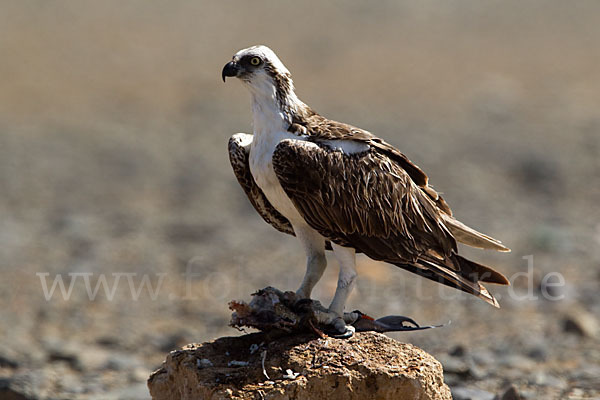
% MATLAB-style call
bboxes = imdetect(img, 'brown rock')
[148,331,452,400]
[563,308,599,338]
[496,385,522,400]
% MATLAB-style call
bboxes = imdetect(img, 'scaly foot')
[313,307,361,338]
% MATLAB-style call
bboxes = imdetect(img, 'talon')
[330,324,355,339]
[313,309,356,338]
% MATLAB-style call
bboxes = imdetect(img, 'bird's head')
[222,45,295,103]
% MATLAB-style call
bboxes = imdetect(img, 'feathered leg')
[293,226,359,335]
[294,225,327,299]
[310,243,360,335]
[328,243,357,317]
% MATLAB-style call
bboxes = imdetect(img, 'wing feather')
[292,110,454,214]
[228,134,295,236]
[272,138,508,306]
[292,109,509,249]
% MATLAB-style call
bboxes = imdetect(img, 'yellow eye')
[250,57,261,66]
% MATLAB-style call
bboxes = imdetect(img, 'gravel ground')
[1,2,599,399]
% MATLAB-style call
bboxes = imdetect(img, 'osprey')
[222,45,509,334]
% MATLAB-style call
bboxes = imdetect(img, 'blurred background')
[1,1,599,399]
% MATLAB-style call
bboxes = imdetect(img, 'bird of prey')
[222,45,509,334]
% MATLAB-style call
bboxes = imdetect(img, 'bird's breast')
[249,130,307,225]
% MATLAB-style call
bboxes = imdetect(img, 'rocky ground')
[1,2,600,399]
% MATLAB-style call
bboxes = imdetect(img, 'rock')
[43,338,83,371]
[102,382,150,400]
[525,345,547,361]
[148,331,452,400]
[438,355,486,382]
[0,344,21,369]
[495,385,522,400]
[563,309,599,338]
[567,363,600,387]
[449,345,466,357]
[0,378,29,400]
[451,386,495,400]
[103,353,144,371]
[438,355,470,376]
[528,371,567,389]
[496,354,536,371]
[75,346,113,372]
[0,373,44,400]
[470,350,495,367]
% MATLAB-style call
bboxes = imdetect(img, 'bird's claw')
[313,309,357,338]
[327,323,355,339]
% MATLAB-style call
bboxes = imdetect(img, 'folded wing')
[228,133,295,236]
[272,138,509,307]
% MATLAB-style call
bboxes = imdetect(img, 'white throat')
[244,78,303,138]
[251,89,286,136]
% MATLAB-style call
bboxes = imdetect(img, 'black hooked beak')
[222,61,240,82]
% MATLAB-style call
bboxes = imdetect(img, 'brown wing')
[228,134,295,236]
[290,111,453,214]
[272,138,508,307]
[291,111,509,251]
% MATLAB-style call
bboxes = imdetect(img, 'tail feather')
[394,258,504,308]
[418,259,502,307]
[454,255,510,285]
[442,215,510,252]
